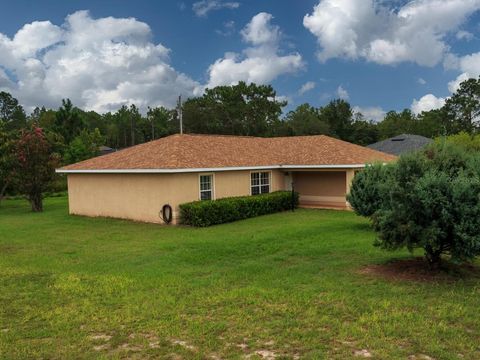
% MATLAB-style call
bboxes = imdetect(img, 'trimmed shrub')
[179,191,299,227]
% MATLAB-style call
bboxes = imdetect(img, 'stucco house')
[56,134,396,224]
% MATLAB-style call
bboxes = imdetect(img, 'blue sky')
[0,0,479,120]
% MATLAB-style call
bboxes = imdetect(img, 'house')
[56,134,396,224]
[367,134,432,156]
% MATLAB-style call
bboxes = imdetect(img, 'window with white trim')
[199,174,213,200]
[251,172,270,195]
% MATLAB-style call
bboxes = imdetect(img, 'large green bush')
[180,191,299,227]
[347,163,393,217]
[348,143,480,266]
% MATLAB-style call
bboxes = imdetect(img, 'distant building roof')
[367,134,432,156]
[98,145,116,156]
[58,133,396,173]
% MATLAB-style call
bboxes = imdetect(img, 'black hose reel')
[161,204,173,224]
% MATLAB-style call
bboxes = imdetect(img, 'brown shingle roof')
[59,134,396,171]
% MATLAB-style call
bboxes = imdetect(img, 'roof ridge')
[181,133,264,139]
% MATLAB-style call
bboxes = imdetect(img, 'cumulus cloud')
[447,52,480,92]
[353,106,386,122]
[418,78,427,85]
[0,11,202,113]
[413,51,480,111]
[303,0,480,66]
[192,0,239,17]
[411,94,446,114]
[298,81,315,95]
[336,85,349,100]
[206,12,304,88]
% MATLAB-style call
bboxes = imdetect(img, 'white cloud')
[411,94,446,114]
[303,0,480,66]
[216,20,235,36]
[456,30,474,41]
[192,0,239,17]
[206,12,304,88]
[0,11,202,113]
[336,85,349,100]
[240,12,280,45]
[418,78,427,85]
[353,106,386,122]
[298,81,315,95]
[448,72,470,93]
[445,52,480,92]
[413,51,479,110]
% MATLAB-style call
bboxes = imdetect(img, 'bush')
[180,191,299,227]
[347,163,393,217]
[348,143,480,266]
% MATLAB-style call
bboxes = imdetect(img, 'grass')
[1,197,479,359]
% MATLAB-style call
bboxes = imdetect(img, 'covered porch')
[283,169,357,210]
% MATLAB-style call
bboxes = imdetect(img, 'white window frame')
[198,173,215,200]
[250,171,271,195]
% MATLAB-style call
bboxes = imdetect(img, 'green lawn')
[1,197,479,359]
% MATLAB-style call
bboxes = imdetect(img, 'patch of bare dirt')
[354,349,372,357]
[359,257,480,283]
[93,344,110,351]
[117,343,143,352]
[89,334,112,341]
[171,339,197,352]
[245,349,278,359]
[408,354,435,360]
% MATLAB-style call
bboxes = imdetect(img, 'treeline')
[1,77,479,204]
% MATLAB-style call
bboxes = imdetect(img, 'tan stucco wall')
[67,169,285,224]
[292,171,348,208]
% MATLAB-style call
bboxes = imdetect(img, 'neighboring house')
[367,134,432,156]
[56,134,395,224]
[98,145,116,156]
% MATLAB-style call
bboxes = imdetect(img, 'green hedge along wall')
[179,191,299,227]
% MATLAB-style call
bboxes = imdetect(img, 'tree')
[54,99,84,143]
[350,116,379,145]
[146,106,176,140]
[34,107,57,131]
[127,104,143,146]
[348,143,480,267]
[183,82,286,136]
[0,122,16,205]
[415,108,446,138]
[376,110,416,139]
[319,99,354,141]
[0,91,27,131]
[15,126,60,212]
[64,128,104,164]
[434,132,480,151]
[283,103,330,135]
[444,77,480,134]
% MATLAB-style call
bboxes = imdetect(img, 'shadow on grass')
[348,222,373,233]
[359,256,480,283]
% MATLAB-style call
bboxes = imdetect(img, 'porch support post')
[345,169,355,209]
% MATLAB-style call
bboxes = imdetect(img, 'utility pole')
[178,95,183,134]
[130,111,135,146]
[149,111,155,140]
[151,118,155,140]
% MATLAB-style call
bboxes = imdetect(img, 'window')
[199,174,213,200]
[251,172,270,195]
